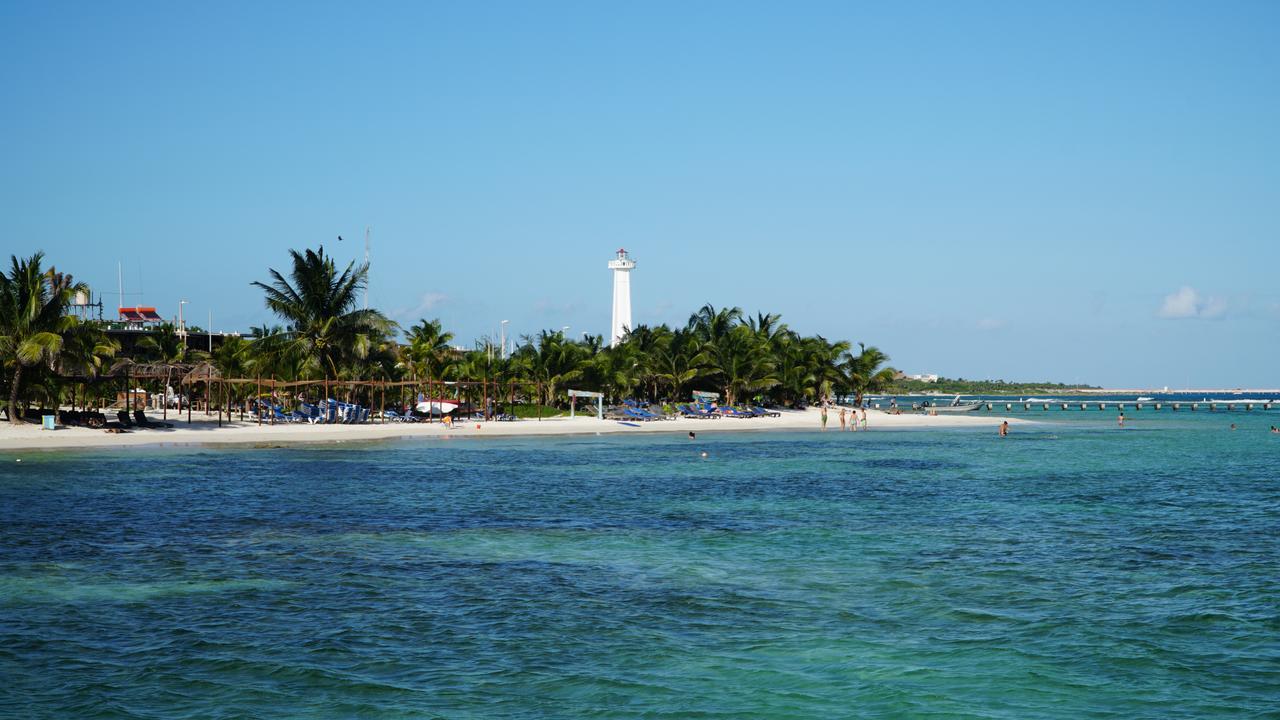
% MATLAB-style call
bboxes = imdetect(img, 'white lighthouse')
[608,248,635,347]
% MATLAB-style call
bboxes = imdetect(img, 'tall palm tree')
[512,330,585,407]
[251,246,394,380]
[652,328,705,401]
[400,318,455,382]
[704,325,778,405]
[773,331,817,406]
[687,303,743,343]
[808,335,851,403]
[843,343,897,406]
[0,252,114,424]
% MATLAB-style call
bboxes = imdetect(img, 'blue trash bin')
[42,414,56,430]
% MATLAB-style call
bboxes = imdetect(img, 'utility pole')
[364,226,371,310]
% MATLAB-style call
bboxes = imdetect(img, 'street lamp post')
[500,320,509,360]
[178,300,189,349]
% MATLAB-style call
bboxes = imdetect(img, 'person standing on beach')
[820,405,828,430]
[860,408,868,430]
[839,407,847,431]
[999,420,1009,437]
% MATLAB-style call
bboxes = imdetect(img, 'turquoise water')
[2,412,1278,718]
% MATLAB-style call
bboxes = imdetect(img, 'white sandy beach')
[0,407,1026,453]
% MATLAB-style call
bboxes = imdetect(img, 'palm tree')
[651,328,705,401]
[512,330,585,407]
[251,246,395,381]
[688,303,743,344]
[843,343,897,406]
[400,318,455,382]
[808,335,851,403]
[0,252,114,424]
[704,325,778,406]
[773,331,817,406]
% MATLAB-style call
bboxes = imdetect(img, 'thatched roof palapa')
[181,362,222,385]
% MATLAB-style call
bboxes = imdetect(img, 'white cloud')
[976,317,1006,331]
[395,291,451,320]
[1159,286,1226,319]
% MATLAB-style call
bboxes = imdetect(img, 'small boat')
[914,395,984,413]
[415,398,460,415]
[1135,396,1155,402]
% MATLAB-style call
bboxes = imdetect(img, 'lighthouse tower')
[608,248,636,347]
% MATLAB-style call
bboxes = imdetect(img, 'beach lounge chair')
[134,410,173,428]
[679,404,719,419]
[117,410,135,427]
[621,408,654,422]
[751,406,781,417]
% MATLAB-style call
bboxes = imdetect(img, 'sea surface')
[2,409,1278,718]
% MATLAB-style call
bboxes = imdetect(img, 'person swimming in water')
[1118,412,1125,427]
[999,420,1009,437]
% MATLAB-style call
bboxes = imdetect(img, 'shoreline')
[0,407,1027,453]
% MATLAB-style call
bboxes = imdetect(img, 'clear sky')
[3,1,1277,387]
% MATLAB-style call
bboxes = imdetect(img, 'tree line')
[1,247,896,424]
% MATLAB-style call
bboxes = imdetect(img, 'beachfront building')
[608,248,635,347]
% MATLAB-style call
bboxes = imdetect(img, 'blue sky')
[2,1,1277,387]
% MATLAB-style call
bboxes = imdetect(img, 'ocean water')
[2,411,1278,718]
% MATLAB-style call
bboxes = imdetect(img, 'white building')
[608,248,635,347]
[907,373,939,383]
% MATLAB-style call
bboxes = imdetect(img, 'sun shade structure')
[181,362,222,385]
[568,389,604,419]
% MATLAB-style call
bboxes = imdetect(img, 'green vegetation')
[888,377,1098,395]
[1,245,900,418]
[0,252,118,423]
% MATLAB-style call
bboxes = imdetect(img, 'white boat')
[915,395,984,413]
[1021,397,1057,403]
[1135,396,1155,402]
[415,398,460,414]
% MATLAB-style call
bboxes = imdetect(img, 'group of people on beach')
[819,405,867,432]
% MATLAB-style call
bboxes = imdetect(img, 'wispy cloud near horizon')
[394,292,451,322]
[1158,286,1226,319]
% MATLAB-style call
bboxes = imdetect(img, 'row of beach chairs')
[260,400,370,424]
[678,402,781,419]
